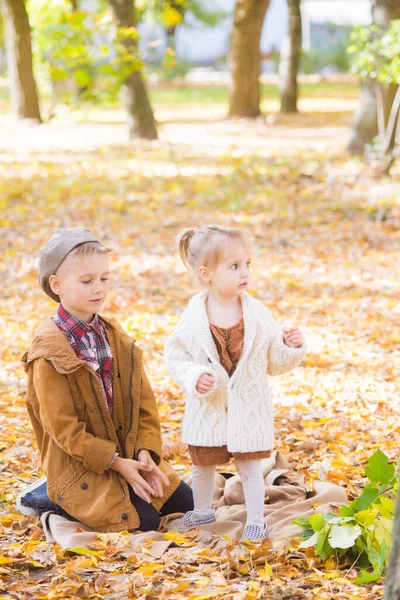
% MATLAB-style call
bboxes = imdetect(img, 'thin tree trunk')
[107,0,157,140]
[280,0,301,113]
[228,0,270,118]
[347,0,400,154]
[383,488,400,600]
[0,0,41,122]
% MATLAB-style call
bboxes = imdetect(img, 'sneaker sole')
[240,523,269,543]
[16,476,47,517]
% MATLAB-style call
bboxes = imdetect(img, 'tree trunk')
[107,0,157,140]
[347,0,400,154]
[228,0,270,118]
[280,0,301,113]
[0,0,41,122]
[383,489,400,600]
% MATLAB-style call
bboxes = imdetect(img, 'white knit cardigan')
[164,291,306,453]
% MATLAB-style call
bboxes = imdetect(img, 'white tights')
[192,460,265,528]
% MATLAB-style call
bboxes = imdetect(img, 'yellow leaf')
[324,556,337,570]
[67,546,103,557]
[163,531,190,544]
[137,562,165,576]
[355,507,378,526]
[28,560,46,568]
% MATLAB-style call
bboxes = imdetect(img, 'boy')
[18,227,193,533]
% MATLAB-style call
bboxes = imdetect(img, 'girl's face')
[210,241,251,298]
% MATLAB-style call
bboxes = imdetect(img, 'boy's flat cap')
[38,227,99,302]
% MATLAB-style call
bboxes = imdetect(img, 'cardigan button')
[121,513,128,521]
[81,483,88,490]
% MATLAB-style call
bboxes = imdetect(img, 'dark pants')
[129,481,194,531]
[21,479,194,531]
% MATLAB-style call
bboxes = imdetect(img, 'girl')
[164,225,306,542]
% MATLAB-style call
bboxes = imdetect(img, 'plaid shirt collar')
[55,304,105,339]
[53,304,113,412]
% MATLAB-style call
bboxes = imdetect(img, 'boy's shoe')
[240,522,269,542]
[167,509,216,532]
[16,476,48,516]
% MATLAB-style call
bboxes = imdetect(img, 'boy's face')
[49,252,110,322]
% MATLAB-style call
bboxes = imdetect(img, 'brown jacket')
[21,315,180,533]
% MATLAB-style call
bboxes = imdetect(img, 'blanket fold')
[41,451,348,559]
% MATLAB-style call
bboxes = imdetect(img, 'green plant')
[294,450,398,584]
[347,21,400,168]
[28,0,142,106]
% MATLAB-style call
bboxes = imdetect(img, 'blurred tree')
[107,0,157,139]
[228,0,270,118]
[0,0,41,121]
[348,18,400,173]
[347,0,400,155]
[279,0,301,113]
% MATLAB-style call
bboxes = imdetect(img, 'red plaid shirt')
[54,305,114,413]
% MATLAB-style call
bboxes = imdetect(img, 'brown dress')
[188,319,272,467]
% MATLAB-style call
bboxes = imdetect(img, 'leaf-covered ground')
[0,92,399,599]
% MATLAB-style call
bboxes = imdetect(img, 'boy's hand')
[283,325,304,348]
[111,456,156,503]
[196,373,215,394]
[137,449,170,499]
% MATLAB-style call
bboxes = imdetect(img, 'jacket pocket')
[48,460,88,498]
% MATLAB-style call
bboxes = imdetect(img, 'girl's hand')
[111,456,156,503]
[196,373,215,394]
[283,326,304,348]
[137,449,170,499]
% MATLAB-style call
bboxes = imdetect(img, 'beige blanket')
[41,451,347,559]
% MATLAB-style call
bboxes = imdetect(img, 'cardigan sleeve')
[266,317,307,376]
[164,330,218,400]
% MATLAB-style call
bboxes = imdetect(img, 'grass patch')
[0,80,360,116]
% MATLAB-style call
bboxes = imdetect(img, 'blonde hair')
[178,225,251,276]
[68,241,112,258]
[56,241,112,274]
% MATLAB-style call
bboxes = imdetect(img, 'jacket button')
[116,372,121,378]
[81,483,88,490]
[118,425,123,431]
[57,494,63,502]
[121,513,128,521]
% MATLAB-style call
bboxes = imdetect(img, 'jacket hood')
[21,314,132,375]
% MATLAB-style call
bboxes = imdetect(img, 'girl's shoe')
[167,509,216,532]
[240,522,268,542]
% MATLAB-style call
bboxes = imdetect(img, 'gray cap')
[38,227,100,302]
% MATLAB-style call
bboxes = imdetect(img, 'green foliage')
[136,0,226,28]
[301,47,351,74]
[28,0,142,105]
[294,449,398,584]
[347,21,400,84]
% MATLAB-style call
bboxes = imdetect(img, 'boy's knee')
[138,511,160,532]
[161,480,194,516]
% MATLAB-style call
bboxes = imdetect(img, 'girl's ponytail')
[177,225,251,280]
[178,228,197,270]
